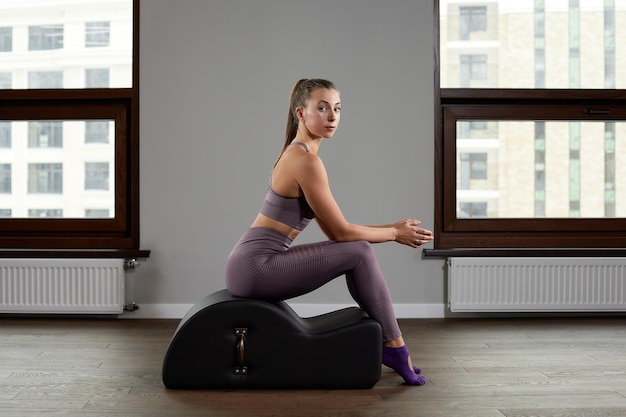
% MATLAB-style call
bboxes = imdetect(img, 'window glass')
[85,121,110,144]
[0,0,132,90]
[28,208,63,218]
[85,21,110,47]
[0,27,11,52]
[85,162,110,190]
[0,122,11,147]
[456,120,626,219]
[85,68,110,88]
[28,121,63,148]
[0,73,11,89]
[28,163,63,194]
[440,0,622,89]
[0,164,11,193]
[28,71,63,89]
[0,120,115,218]
[460,6,487,40]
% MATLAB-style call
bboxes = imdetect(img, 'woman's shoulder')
[283,144,322,167]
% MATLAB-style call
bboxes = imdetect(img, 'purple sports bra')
[258,142,315,231]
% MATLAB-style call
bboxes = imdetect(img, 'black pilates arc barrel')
[162,289,382,389]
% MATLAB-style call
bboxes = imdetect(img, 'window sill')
[423,248,626,258]
[0,249,150,259]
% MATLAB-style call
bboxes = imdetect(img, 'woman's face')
[297,88,341,139]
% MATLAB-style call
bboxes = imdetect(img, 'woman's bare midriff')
[250,213,301,240]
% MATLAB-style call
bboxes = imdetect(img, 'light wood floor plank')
[1,317,626,417]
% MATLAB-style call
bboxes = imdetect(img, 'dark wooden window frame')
[427,1,626,257]
[0,1,147,258]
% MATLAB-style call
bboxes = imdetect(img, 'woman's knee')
[345,240,377,262]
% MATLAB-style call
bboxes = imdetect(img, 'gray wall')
[133,0,445,317]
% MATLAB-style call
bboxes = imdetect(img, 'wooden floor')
[1,316,626,417]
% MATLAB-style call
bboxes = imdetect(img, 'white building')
[0,0,132,218]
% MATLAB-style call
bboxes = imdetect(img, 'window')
[85,121,110,144]
[85,68,110,88]
[29,25,64,51]
[433,0,626,250]
[0,164,11,193]
[85,162,109,190]
[86,208,110,218]
[85,22,110,47]
[0,27,11,52]
[459,152,487,184]
[28,71,63,89]
[29,163,63,194]
[0,0,141,253]
[29,209,63,218]
[459,202,487,218]
[460,55,487,87]
[28,121,63,148]
[0,122,10,147]
[460,6,487,40]
[0,73,11,89]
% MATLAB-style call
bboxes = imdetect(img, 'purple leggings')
[225,227,401,342]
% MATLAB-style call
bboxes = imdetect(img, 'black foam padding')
[162,289,382,389]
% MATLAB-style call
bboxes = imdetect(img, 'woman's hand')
[394,219,434,248]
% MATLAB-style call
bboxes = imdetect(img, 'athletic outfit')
[225,142,402,342]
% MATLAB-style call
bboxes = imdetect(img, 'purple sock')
[382,345,426,386]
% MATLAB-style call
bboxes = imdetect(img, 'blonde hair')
[272,78,338,168]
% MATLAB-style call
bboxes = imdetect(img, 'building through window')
[0,0,140,251]
[434,0,626,249]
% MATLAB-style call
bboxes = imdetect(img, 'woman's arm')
[297,154,432,247]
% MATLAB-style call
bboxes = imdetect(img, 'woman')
[225,78,433,385]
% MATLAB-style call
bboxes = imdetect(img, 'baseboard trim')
[120,302,446,319]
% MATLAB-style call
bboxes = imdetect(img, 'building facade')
[440,0,626,218]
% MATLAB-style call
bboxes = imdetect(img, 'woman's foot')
[382,345,426,385]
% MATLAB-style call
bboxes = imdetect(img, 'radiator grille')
[448,257,626,312]
[0,259,124,314]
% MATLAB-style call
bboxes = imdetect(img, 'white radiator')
[448,257,626,312]
[0,259,125,314]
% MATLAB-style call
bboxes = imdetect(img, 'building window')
[460,6,487,40]
[0,72,11,89]
[460,54,487,87]
[0,122,11,148]
[28,163,63,194]
[459,202,487,218]
[85,21,110,47]
[0,0,138,251]
[28,121,63,148]
[0,27,12,52]
[85,162,109,190]
[435,0,626,249]
[85,68,110,88]
[0,164,11,193]
[460,153,487,184]
[28,25,64,50]
[85,121,110,144]
[458,120,488,138]
[86,209,110,218]
[29,209,63,218]
[28,71,63,89]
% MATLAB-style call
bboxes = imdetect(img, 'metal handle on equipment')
[234,328,248,375]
